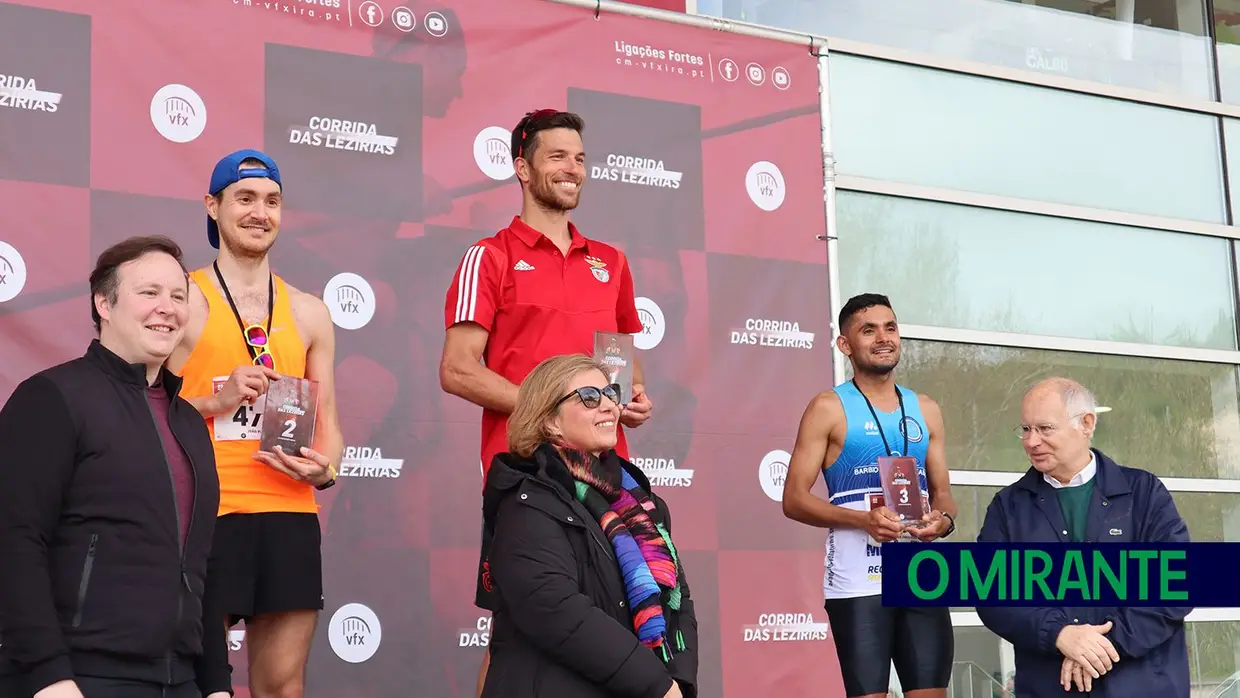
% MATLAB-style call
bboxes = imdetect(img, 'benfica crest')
[585,256,610,283]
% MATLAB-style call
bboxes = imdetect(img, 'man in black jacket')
[0,236,231,698]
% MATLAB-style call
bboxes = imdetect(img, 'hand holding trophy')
[878,456,930,541]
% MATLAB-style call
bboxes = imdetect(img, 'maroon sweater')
[147,377,195,547]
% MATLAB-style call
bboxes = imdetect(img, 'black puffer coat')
[479,444,699,698]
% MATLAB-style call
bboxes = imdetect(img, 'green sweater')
[1055,479,1096,543]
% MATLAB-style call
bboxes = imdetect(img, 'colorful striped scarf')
[559,447,686,662]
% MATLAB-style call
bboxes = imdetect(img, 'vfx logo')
[150,85,207,143]
[638,308,656,330]
[754,172,778,196]
[633,297,666,351]
[322,273,376,331]
[759,449,790,502]
[165,99,193,127]
[483,138,507,167]
[0,242,28,304]
[329,603,382,663]
[473,126,515,181]
[745,161,786,212]
[336,285,364,314]
[341,616,372,647]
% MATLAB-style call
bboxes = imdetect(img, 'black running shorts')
[823,594,954,697]
[205,512,324,625]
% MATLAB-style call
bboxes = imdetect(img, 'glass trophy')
[593,331,634,404]
[259,377,320,455]
[878,456,930,539]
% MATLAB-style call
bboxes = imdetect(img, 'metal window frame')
[899,324,1240,364]
[837,176,1240,241]
[950,469,1240,493]
[823,37,1240,119]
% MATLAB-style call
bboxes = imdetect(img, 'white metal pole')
[817,52,846,387]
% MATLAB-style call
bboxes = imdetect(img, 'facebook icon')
[359,0,383,26]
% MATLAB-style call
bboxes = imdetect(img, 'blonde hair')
[507,354,612,458]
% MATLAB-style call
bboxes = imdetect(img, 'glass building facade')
[687,0,1240,695]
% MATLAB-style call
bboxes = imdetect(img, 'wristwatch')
[315,464,339,491]
[940,512,956,538]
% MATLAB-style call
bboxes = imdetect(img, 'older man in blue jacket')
[976,377,1192,698]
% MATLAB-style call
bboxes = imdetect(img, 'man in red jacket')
[440,108,655,696]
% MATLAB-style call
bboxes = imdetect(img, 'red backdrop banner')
[0,0,840,695]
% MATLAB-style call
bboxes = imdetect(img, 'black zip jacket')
[0,340,229,696]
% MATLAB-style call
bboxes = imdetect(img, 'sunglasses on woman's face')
[556,384,622,409]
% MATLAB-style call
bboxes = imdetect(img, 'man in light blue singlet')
[782,293,958,698]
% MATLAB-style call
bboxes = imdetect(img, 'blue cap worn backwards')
[206,149,282,249]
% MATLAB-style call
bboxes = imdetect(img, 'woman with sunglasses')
[479,354,698,698]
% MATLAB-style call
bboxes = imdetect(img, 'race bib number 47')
[212,376,264,441]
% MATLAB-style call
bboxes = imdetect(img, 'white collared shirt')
[1044,452,1096,489]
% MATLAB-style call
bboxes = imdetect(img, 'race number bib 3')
[212,376,265,441]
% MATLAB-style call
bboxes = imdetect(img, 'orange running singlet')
[178,269,317,516]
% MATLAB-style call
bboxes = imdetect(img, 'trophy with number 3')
[877,456,929,532]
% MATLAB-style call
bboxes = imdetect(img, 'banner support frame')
[816,54,846,387]
[542,0,828,51]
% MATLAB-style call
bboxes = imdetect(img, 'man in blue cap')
[167,149,344,698]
